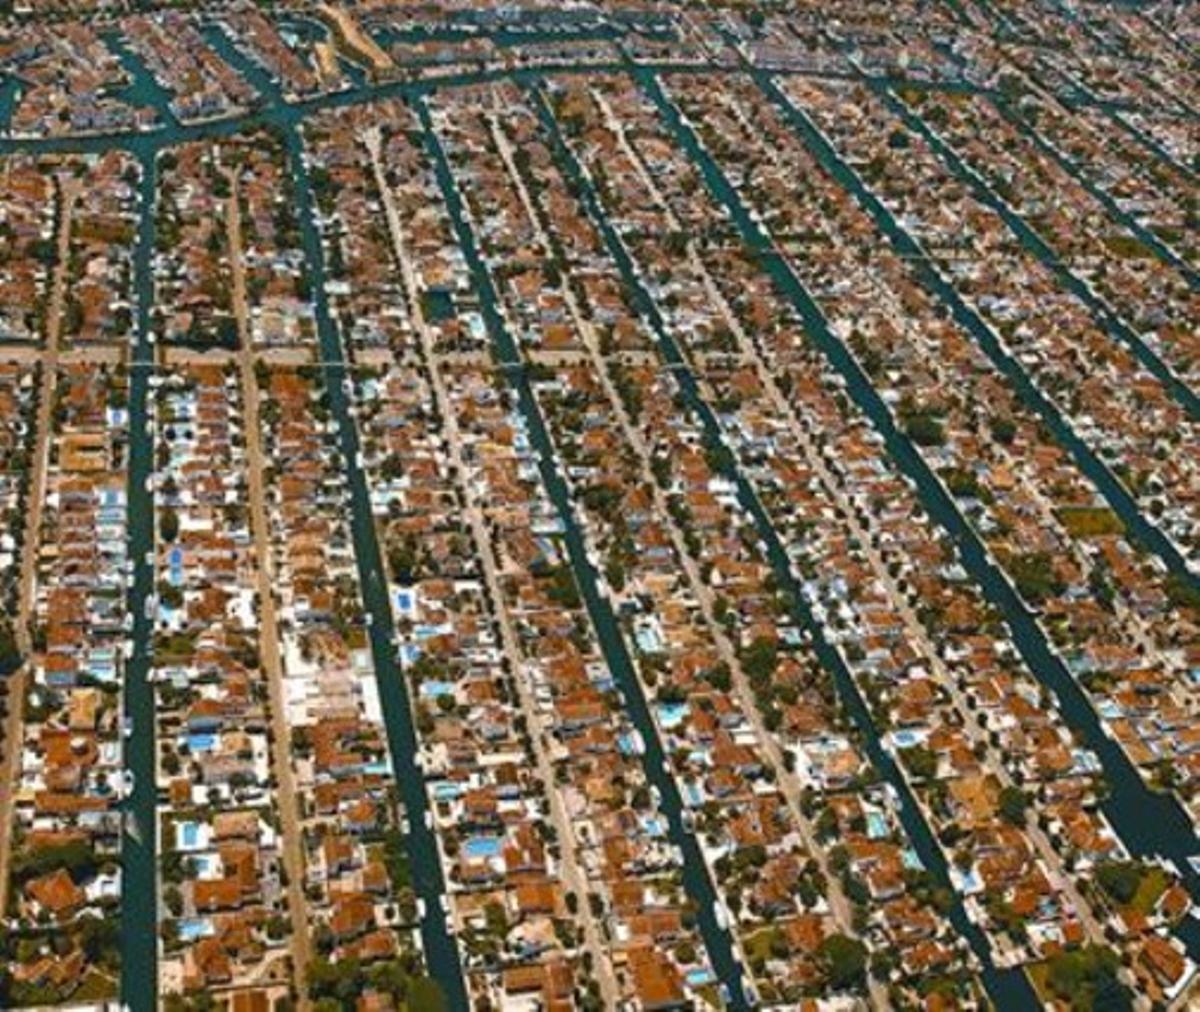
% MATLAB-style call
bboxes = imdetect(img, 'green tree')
[819,933,868,991]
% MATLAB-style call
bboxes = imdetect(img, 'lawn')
[1130,866,1169,916]
[1055,506,1125,539]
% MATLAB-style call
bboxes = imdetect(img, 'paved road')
[488,94,889,997]
[0,175,80,915]
[224,163,314,1006]
[598,86,1106,951]
[365,125,622,1009]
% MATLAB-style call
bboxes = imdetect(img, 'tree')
[0,622,21,677]
[160,508,181,543]
[1095,862,1144,907]
[1046,945,1131,1012]
[998,786,1029,826]
[405,977,447,1012]
[819,933,867,991]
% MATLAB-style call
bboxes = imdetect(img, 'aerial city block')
[0,0,1197,1010]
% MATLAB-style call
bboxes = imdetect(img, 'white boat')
[122,717,133,739]
[713,901,729,930]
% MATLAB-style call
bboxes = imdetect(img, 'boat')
[713,901,729,930]
[124,811,142,845]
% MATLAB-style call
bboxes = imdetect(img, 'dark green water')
[120,147,160,1012]
[418,92,753,1011]
[639,66,1200,971]
[0,14,1191,1008]
[528,77,1029,1010]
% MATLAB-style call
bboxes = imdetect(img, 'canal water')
[528,79,1031,1010]
[201,24,472,1008]
[120,146,161,1012]
[755,76,1200,602]
[104,30,183,131]
[874,85,1200,424]
[993,100,1198,291]
[417,94,753,1011]
[634,67,1200,967]
[0,76,18,136]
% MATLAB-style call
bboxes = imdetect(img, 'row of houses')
[255,358,426,1009]
[5,361,129,1005]
[152,141,238,350]
[0,360,37,630]
[0,153,55,344]
[62,150,138,346]
[543,69,1192,999]
[786,77,1200,830]
[150,363,293,1000]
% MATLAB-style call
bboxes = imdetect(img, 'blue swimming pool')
[464,836,502,859]
[866,811,888,839]
[657,702,688,730]
[178,918,213,942]
[177,821,200,850]
[432,782,463,802]
[187,733,216,754]
[891,729,923,749]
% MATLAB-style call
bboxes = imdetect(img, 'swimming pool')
[177,918,214,942]
[866,811,888,840]
[635,624,665,653]
[395,589,417,617]
[177,821,199,850]
[890,728,926,749]
[432,781,463,802]
[187,733,217,754]
[657,702,688,730]
[640,816,666,838]
[463,836,502,860]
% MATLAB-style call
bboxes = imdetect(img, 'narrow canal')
[103,30,182,131]
[873,84,1200,423]
[121,145,160,1012]
[277,109,472,1011]
[991,99,1198,291]
[0,76,18,136]
[634,68,1200,960]
[416,94,753,1011]
[527,80,1032,1010]
[752,74,1200,600]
